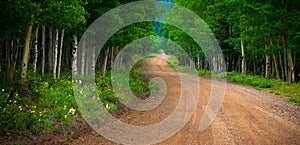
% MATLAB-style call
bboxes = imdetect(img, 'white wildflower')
[105,104,110,109]
[68,108,76,115]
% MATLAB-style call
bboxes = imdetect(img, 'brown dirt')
[3,57,300,145]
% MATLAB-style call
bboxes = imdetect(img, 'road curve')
[27,57,299,145]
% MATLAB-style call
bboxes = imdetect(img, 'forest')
[0,0,300,144]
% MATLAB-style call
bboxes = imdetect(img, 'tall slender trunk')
[80,39,85,76]
[188,46,193,69]
[48,27,53,73]
[6,40,11,81]
[273,53,280,80]
[277,39,284,80]
[270,40,280,79]
[265,38,270,78]
[241,39,246,74]
[6,39,19,84]
[41,25,45,75]
[91,42,96,74]
[115,47,120,68]
[293,52,296,82]
[21,23,33,83]
[57,29,65,78]
[102,48,109,76]
[33,27,39,73]
[110,46,114,67]
[287,48,294,82]
[85,41,89,75]
[279,52,284,80]
[53,29,59,79]
[283,35,288,81]
[72,35,78,76]
[265,55,271,78]
[196,47,201,69]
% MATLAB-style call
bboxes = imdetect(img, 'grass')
[197,70,300,105]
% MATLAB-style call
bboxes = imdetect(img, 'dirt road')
[10,57,300,144]
[70,57,300,145]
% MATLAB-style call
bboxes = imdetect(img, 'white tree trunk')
[41,25,45,75]
[91,41,96,74]
[80,39,85,76]
[57,29,65,78]
[287,48,294,82]
[33,27,39,73]
[264,38,271,78]
[85,41,90,75]
[265,54,271,78]
[197,53,200,69]
[72,35,78,76]
[21,24,33,83]
[53,29,59,79]
[102,48,109,76]
[241,39,246,74]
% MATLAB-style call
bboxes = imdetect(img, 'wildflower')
[64,114,68,118]
[30,110,35,113]
[105,104,110,109]
[18,106,22,111]
[49,116,53,120]
[13,100,16,103]
[68,108,76,115]
[2,89,4,92]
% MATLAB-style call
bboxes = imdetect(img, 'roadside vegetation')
[197,70,300,105]
[0,60,150,139]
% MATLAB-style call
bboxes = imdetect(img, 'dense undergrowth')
[0,72,77,136]
[197,70,300,105]
[0,61,150,137]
